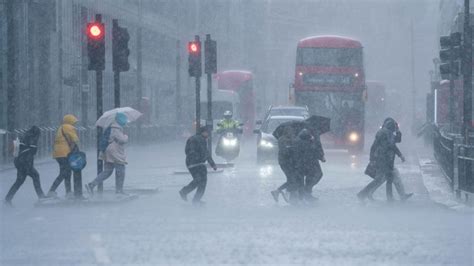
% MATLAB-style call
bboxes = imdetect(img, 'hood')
[63,114,78,125]
[25,126,40,139]
[382,117,397,132]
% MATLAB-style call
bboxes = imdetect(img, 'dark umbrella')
[273,115,330,139]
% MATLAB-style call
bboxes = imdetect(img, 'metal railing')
[1,124,181,165]
[433,126,474,202]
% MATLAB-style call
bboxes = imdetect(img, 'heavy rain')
[0,0,473,265]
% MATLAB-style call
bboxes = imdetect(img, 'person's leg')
[5,170,27,202]
[181,167,201,195]
[358,171,386,200]
[89,162,115,188]
[386,180,394,201]
[115,164,125,193]
[305,166,323,196]
[391,168,407,197]
[73,170,83,198]
[48,158,70,193]
[28,167,46,198]
[192,167,208,202]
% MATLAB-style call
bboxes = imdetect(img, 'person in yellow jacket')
[47,114,81,198]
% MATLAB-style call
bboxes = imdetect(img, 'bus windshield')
[297,48,362,67]
[296,91,363,135]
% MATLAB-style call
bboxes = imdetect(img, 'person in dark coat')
[271,126,298,203]
[357,118,412,201]
[5,126,47,205]
[294,129,326,202]
[383,119,413,202]
[179,126,217,205]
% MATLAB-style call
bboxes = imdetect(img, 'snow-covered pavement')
[1,140,473,265]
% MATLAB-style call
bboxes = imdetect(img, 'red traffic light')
[188,42,200,53]
[87,23,104,40]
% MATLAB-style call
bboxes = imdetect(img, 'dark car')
[254,115,305,163]
[256,106,309,126]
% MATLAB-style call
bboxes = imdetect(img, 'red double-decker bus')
[293,35,366,152]
[215,70,256,136]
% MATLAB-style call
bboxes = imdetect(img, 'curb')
[418,157,473,213]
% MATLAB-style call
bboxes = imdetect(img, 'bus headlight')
[348,132,359,143]
[259,139,274,148]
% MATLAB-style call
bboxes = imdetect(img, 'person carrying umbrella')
[293,128,326,202]
[86,112,129,195]
[5,126,47,205]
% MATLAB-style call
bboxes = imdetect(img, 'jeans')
[386,168,406,200]
[181,165,207,202]
[89,162,126,192]
[5,166,45,202]
[49,158,82,196]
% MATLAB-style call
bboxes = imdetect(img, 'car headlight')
[348,132,359,143]
[259,139,274,148]
[223,138,238,146]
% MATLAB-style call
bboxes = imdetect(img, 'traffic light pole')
[463,0,472,144]
[114,71,120,108]
[449,48,455,133]
[96,69,104,193]
[95,14,104,193]
[195,76,201,133]
[207,72,212,153]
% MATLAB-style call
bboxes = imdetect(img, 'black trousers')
[182,165,207,202]
[303,164,323,195]
[278,163,298,192]
[5,166,45,202]
[49,158,82,197]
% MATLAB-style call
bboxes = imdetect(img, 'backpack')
[12,137,21,158]
[98,127,112,152]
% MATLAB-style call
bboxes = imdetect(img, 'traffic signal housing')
[113,20,130,72]
[205,36,217,74]
[439,32,462,79]
[188,39,202,77]
[87,21,105,71]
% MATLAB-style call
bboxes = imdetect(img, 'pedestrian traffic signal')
[205,35,217,74]
[188,38,202,77]
[439,32,462,78]
[87,21,105,71]
[113,20,130,72]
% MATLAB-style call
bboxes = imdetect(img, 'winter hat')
[115,112,128,127]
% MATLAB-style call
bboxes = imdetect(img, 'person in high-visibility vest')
[216,111,240,133]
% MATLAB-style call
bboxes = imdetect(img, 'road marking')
[89,233,111,265]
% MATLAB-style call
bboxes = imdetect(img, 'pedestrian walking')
[47,114,82,198]
[293,129,325,202]
[5,126,47,205]
[179,126,217,205]
[271,126,298,204]
[86,113,129,195]
[357,117,413,202]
